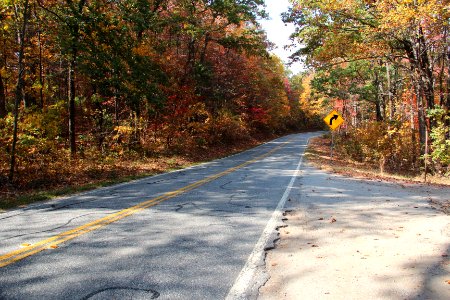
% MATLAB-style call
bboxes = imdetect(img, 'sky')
[258,0,305,75]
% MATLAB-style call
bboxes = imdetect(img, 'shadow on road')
[261,163,450,300]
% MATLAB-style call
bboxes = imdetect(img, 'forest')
[0,0,321,199]
[1,0,449,204]
[287,0,450,177]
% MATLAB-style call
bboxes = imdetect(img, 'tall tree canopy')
[0,0,319,184]
[286,0,450,174]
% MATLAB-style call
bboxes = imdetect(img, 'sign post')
[331,130,335,158]
[323,110,345,159]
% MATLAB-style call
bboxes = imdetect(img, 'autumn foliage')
[0,0,319,191]
[287,0,450,176]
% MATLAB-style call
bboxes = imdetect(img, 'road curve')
[0,132,320,299]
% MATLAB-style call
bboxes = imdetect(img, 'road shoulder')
[259,162,450,300]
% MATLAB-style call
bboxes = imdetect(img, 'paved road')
[0,132,319,299]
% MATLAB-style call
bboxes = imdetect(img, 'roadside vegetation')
[0,1,322,208]
[287,0,450,179]
[0,137,279,210]
[2,0,449,209]
[306,135,450,186]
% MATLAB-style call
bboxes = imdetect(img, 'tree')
[37,0,90,156]
[286,0,450,152]
[0,0,321,187]
[9,0,30,182]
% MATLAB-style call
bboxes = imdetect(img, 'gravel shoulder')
[259,162,450,300]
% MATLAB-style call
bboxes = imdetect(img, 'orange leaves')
[0,0,320,190]
[132,44,156,58]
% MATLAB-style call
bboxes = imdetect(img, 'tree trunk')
[68,54,76,156]
[38,28,44,109]
[375,101,383,122]
[0,72,6,118]
[9,0,30,183]
[386,62,394,120]
[418,26,434,111]
[402,36,428,154]
[447,37,450,110]
[374,71,384,121]
[200,33,210,64]
[415,72,427,154]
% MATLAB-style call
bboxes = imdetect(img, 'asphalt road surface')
[0,132,319,299]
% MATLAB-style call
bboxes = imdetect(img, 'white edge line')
[225,136,311,300]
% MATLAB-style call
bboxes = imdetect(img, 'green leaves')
[428,107,450,168]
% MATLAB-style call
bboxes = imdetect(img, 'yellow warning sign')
[323,110,344,130]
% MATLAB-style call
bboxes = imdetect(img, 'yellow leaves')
[132,44,156,57]
[0,0,12,8]
[299,73,326,117]
[32,81,43,90]
[114,125,133,135]
[381,6,415,29]
[1,2,13,31]
[322,0,362,11]
[113,125,133,142]
[300,73,313,108]
[378,0,447,30]
[0,67,7,78]
[298,0,447,37]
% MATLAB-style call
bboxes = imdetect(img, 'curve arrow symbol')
[330,115,338,125]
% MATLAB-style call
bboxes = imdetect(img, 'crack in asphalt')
[48,199,112,211]
[80,286,160,300]
[220,181,234,190]
[173,200,258,220]
[1,212,109,241]
[175,202,201,212]
[0,196,116,221]
[228,193,253,208]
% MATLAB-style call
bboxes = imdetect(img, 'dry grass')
[306,135,450,214]
[306,135,450,186]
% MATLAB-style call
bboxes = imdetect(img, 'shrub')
[428,107,450,175]
[210,109,250,144]
[336,121,420,174]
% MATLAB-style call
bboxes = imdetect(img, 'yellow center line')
[0,140,291,268]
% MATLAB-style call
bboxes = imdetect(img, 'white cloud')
[258,0,305,74]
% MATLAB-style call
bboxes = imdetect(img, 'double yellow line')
[0,140,290,268]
